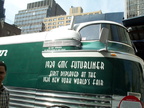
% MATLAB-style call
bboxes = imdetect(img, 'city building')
[0,0,5,20]
[0,22,21,37]
[0,0,21,37]
[69,6,83,15]
[0,0,5,35]
[124,0,144,59]
[74,12,124,24]
[43,7,102,31]
[125,0,144,19]
[123,16,144,60]
[14,0,66,34]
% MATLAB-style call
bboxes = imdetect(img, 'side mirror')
[99,27,109,51]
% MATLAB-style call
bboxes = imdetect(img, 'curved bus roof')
[74,20,127,31]
[0,31,47,45]
[0,20,125,45]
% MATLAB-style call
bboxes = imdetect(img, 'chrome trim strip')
[43,40,81,47]
[81,40,133,49]
[42,50,141,63]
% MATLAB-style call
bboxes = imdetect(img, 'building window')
[53,18,57,21]
[66,16,71,19]
[48,23,52,25]
[66,20,71,23]
[49,19,52,21]
[48,26,51,29]
[58,17,64,20]
[57,25,63,27]
[53,26,56,28]
[58,21,64,24]
[53,22,56,25]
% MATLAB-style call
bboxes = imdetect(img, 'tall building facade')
[0,0,5,36]
[43,7,102,31]
[0,0,21,37]
[0,22,21,37]
[124,0,144,60]
[14,0,66,34]
[0,0,5,20]
[125,0,144,18]
[69,6,83,15]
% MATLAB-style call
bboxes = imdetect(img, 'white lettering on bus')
[49,71,59,76]
[61,78,72,84]
[92,79,104,86]
[0,50,8,56]
[88,72,96,78]
[58,61,68,68]
[60,71,79,77]
[45,61,55,68]
[43,77,51,82]
[73,78,90,85]
[52,77,60,83]
[71,61,104,70]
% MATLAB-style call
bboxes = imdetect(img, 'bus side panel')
[37,56,144,96]
[37,56,113,94]
[0,42,43,88]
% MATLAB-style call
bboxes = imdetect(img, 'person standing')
[0,61,9,108]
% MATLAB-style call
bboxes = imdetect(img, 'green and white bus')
[0,20,144,108]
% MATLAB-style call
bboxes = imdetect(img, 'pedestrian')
[0,61,9,108]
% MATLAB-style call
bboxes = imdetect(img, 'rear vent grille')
[7,86,112,108]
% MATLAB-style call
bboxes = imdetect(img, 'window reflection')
[80,24,100,41]
[79,23,132,45]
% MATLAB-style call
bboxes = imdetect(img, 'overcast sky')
[4,0,125,24]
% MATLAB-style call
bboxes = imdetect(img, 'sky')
[4,0,125,24]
